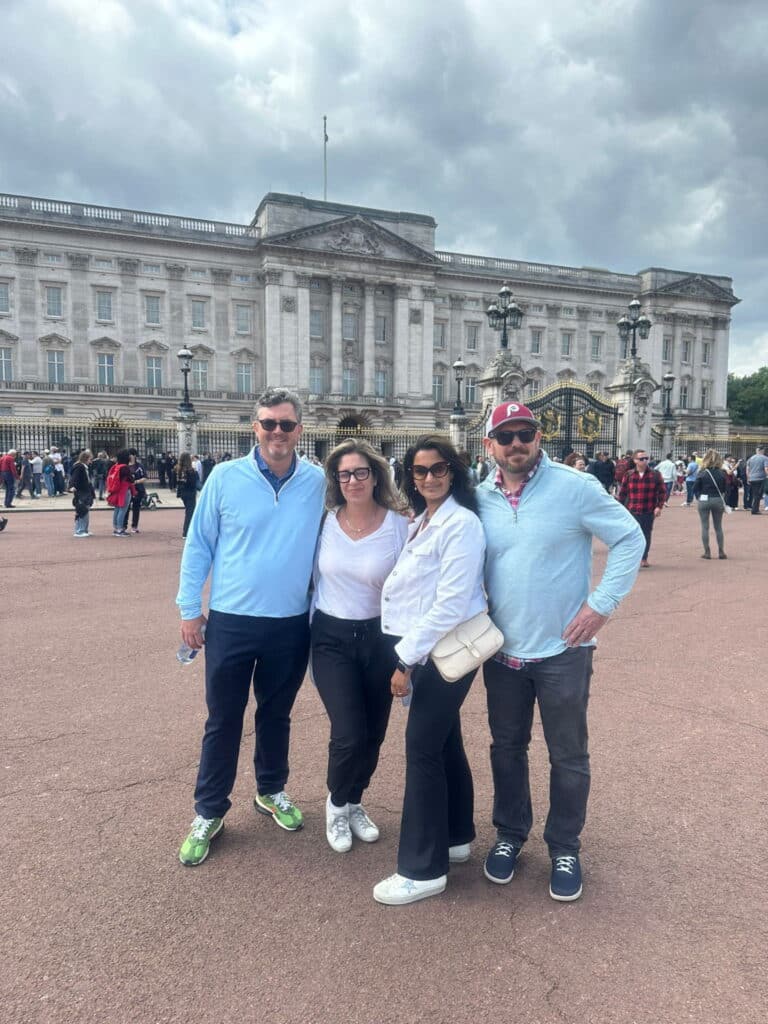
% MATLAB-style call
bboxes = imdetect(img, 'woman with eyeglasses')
[373,434,487,906]
[310,439,409,854]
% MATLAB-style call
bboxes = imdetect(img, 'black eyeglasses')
[257,418,299,433]
[412,461,451,479]
[635,456,649,461]
[489,428,537,445]
[335,467,372,483]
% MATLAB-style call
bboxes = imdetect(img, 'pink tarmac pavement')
[2,503,767,1024]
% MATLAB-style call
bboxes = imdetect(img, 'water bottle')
[176,624,206,664]
[401,679,413,708]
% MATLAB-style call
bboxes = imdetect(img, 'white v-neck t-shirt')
[314,508,409,620]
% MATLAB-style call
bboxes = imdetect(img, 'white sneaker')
[373,872,447,906]
[348,803,379,843]
[326,797,352,853]
[449,843,471,863]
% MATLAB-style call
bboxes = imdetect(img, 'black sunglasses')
[257,418,299,433]
[412,461,451,479]
[635,456,649,461]
[335,467,372,483]
[490,427,537,445]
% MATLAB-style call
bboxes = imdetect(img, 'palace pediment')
[263,214,439,265]
[138,339,170,353]
[0,329,20,344]
[90,335,121,349]
[39,332,71,347]
[651,274,737,304]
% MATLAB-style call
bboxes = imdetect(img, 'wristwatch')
[396,659,412,674]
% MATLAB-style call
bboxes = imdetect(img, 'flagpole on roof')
[323,115,328,202]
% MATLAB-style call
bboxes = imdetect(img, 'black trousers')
[181,493,196,536]
[194,610,310,819]
[631,510,655,560]
[397,658,476,880]
[750,479,765,513]
[310,610,397,806]
[129,485,145,529]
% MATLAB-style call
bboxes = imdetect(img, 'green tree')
[727,367,768,425]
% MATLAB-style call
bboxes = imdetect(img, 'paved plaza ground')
[3,500,767,1024]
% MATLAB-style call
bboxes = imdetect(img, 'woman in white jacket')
[374,435,487,906]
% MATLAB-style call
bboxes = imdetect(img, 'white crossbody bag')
[430,612,505,683]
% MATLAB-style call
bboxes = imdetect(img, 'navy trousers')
[194,610,310,819]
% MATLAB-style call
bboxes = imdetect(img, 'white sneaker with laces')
[373,872,447,905]
[348,803,379,842]
[449,843,471,863]
[326,796,352,853]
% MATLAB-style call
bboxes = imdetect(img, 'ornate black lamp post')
[177,347,195,414]
[486,281,523,350]
[662,371,675,419]
[617,297,652,361]
[452,357,466,416]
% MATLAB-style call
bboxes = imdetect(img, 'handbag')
[430,611,504,683]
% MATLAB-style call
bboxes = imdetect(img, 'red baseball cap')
[486,401,539,436]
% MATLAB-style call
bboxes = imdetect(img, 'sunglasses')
[635,456,649,461]
[489,427,537,445]
[335,467,372,483]
[257,418,299,433]
[412,461,451,479]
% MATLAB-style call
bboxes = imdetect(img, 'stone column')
[175,412,199,455]
[393,284,410,397]
[117,258,139,383]
[263,269,282,387]
[712,316,730,411]
[211,268,231,390]
[166,263,186,355]
[13,248,39,377]
[422,286,436,400]
[330,278,343,395]
[362,281,376,396]
[296,274,311,393]
[66,253,91,384]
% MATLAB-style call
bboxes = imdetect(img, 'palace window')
[145,294,161,326]
[0,347,13,381]
[0,282,9,313]
[433,321,446,348]
[47,350,65,384]
[561,331,573,357]
[191,299,207,329]
[702,341,711,366]
[682,338,691,363]
[310,309,324,338]
[375,314,388,343]
[466,323,479,351]
[590,333,602,360]
[94,258,113,269]
[701,383,710,409]
[309,365,325,394]
[236,362,253,394]
[342,312,358,342]
[465,376,478,404]
[679,383,689,409]
[235,304,251,334]
[527,378,542,397]
[530,329,542,355]
[375,369,389,398]
[342,367,358,398]
[662,336,673,362]
[96,290,113,322]
[46,286,63,318]
[146,356,163,388]
[97,353,114,386]
[191,359,208,390]
[432,373,445,403]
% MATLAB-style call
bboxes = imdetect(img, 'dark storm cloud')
[1,0,767,369]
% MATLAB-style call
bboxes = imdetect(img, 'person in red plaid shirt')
[617,449,666,567]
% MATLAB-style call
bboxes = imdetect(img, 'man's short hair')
[254,387,303,423]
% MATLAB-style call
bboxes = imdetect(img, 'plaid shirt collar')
[494,450,544,509]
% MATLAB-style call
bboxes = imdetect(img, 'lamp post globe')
[177,347,195,414]
[486,281,523,350]
[452,356,466,416]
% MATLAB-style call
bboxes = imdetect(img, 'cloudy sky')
[2,0,767,373]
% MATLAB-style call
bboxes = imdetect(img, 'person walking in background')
[586,451,615,492]
[69,449,95,537]
[106,449,136,536]
[746,445,768,515]
[92,451,109,501]
[613,450,633,496]
[476,402,644,902]
[723,456,740,511]
[373,435,487,907]
[311,439,409,855]
[157,453,168,489]
[175,452,199,539]
[693,450,729,559]
[176,387,325,867]
[42,451,56,496]
[563,452,587,470]
[0,448,18,508]
[51,447,66,495]
[127,449,147,534]
[30,451,43,497]
[618,449,666,568]
[16,452,33,498]
[683,456,698,507]
[655,452,676,506]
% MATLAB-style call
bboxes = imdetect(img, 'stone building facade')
[0,191,739,450]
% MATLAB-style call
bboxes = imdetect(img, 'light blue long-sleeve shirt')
[176,448,325,620]
[476,454,644,660]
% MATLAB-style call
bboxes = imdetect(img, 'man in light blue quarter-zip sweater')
[476,401,645,902]
[175,387,325,866]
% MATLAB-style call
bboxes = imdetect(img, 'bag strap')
[705,469,725,503]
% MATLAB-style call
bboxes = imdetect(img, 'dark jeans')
[697,497,725,553]
[397,658,476,880]
[310,610,397,806]
[94,473,106,500]
[631,510,656,560]
[750,479,765,514]
[484,646,593,856]
[2,471,15,507]
[130,486,145,529]
[685,480,696,504]
[181,493,196,536]
[194,610,311,819]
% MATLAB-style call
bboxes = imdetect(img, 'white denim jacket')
[380,494,487,667]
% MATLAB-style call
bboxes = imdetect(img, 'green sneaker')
[178,815,224,866]
[254,791,304,831]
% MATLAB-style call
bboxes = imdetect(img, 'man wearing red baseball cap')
[475,401,644,901]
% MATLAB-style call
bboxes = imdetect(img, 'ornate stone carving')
[89,335,121,350]
[546,304,561,317]
[165,264,186,281]
[263,270,282,286]
[422,286,437,300]
[211,269,232,285]
[14,248,38,265]
[67,253,89,270]
[633,378,656,430]
[327,224,382,256]
[118,258,139,276]
[282,296,297,313]
[295,273,312,288]
[38,332,71,347]
[409,308,422,324]
[0,329,19,344]
[576,306,590,320]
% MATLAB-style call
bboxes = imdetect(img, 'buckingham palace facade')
[0,190,738,450]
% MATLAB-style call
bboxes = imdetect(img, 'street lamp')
[452,357,466,416]
[617,297,652,361]
[486,281,523,350]
[177,347,195,414]
[662,371,675,419]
